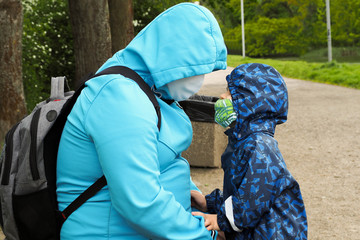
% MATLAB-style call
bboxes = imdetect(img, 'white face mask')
[166,74,205,101]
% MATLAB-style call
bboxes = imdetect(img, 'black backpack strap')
[93,66,161,130]
[59,66,161,222]
[61,176,107,220]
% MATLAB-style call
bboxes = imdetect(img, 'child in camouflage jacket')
[192,63,308,240]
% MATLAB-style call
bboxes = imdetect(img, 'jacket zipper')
[30,108,41,180]
[1,122,20,185]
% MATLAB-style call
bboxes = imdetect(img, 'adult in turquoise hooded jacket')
[56,3,227,240]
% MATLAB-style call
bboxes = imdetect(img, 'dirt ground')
[1,69,359,240]
[191,68,360,240]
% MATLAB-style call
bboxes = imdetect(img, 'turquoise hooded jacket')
[56,3,227,239]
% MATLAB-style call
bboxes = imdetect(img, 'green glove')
[214,98,237,128]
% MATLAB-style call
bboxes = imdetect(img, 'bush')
[23,0,74,111]
[224,17,307,57]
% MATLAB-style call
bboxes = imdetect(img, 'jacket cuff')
[205,188,223,214]
[217,207,232,232]
[217,196,243,233]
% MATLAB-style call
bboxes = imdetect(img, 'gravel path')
[1,68,359,240]
[191,67,360,240]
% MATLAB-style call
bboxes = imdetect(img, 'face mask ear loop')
[151,85,162,98]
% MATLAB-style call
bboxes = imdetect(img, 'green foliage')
[246,17,306,57]
[224,17,306,57]
[200,0,237,29]
[294,0,327,48]
[214,0,360,57]
[133,0,192,34]
[22,0,74,112]
[227,55,360,89]
[330,0,360,46]
[253,0,296,19]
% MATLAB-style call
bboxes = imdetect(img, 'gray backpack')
[0,66,161,240]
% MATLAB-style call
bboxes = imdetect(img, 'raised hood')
[97,3,227,89]
[227,63,288,139]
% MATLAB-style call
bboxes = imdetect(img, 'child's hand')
[192,212,220,231]
[191,190,208,212]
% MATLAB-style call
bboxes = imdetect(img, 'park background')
[0,0,360,239]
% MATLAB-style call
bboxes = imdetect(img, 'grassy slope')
[227,55,360,90]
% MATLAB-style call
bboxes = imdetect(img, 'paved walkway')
[191,67,360,239]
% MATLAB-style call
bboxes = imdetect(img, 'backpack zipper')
[1,122,20,185]
[30,108,41,180]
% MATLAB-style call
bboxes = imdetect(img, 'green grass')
[300,47,360,63]
[227,55,360,89]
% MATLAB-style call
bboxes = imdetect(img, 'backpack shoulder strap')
[93,66,161,130]
[61,176,106,220]
[57,66,161,223]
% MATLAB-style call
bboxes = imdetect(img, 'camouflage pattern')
[206,63,308,239]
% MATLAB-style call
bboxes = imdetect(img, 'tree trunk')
[0,0,27,143]
[68,0,112,88]
[108,0,134,54]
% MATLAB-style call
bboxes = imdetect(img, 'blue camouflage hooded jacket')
[206,63,308,239]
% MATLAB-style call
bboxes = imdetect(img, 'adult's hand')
[191,190,208,212]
